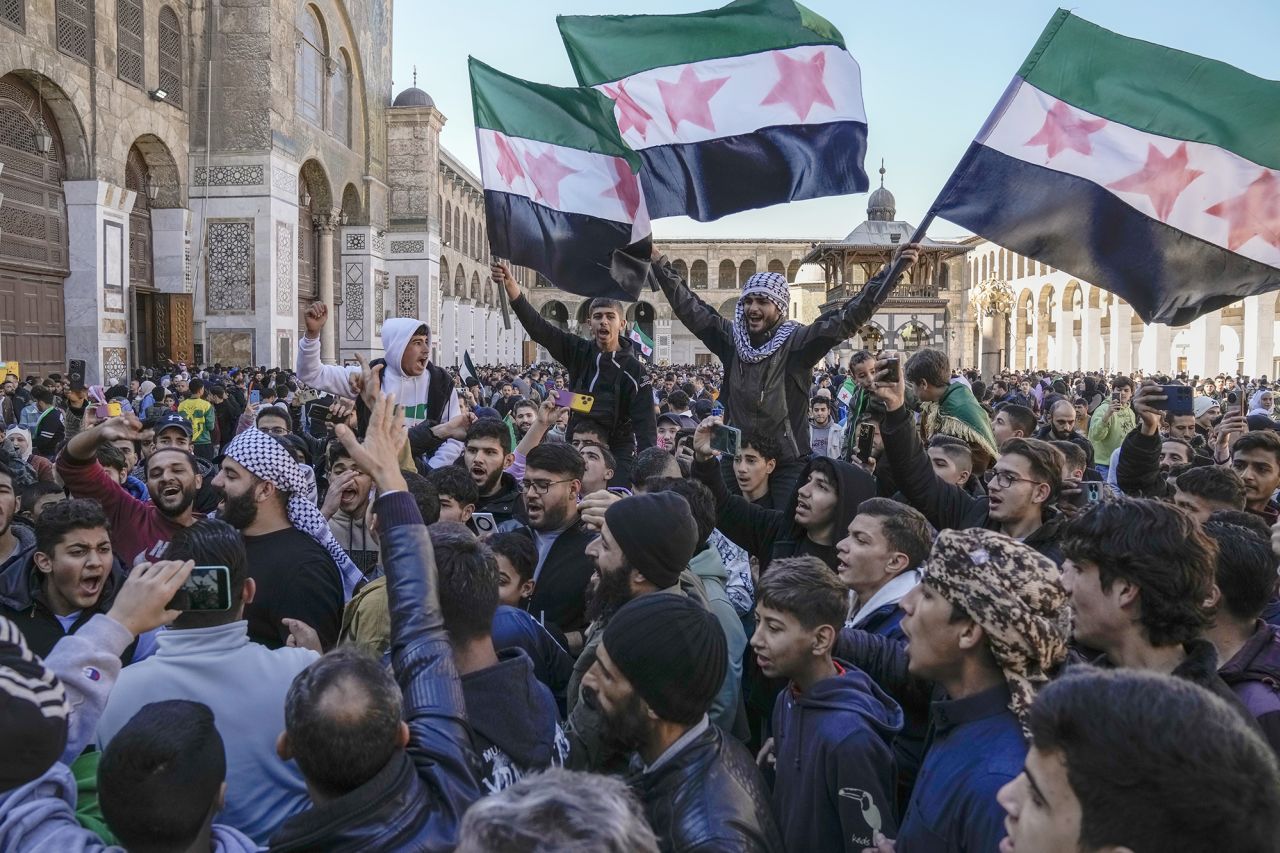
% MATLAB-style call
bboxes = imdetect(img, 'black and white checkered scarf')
[225,429,363,600]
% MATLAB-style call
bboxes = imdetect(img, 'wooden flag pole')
[860,210,937,307]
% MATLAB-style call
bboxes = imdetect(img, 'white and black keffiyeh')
[225,429,363,600]
[733,271,800,364]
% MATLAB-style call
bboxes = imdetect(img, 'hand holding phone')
[249,390,261,405]
[554,389,594,413]
[856,422,875,463]
[165,565,233,612]
[709,423,741,457]
[471,512,497,536]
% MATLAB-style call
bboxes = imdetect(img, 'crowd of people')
[1,248,1279,853]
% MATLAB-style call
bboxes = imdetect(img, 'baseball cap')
[154,412,193,437]
[657,412,698,431]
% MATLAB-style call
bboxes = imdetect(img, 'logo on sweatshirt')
[82,666,102,682]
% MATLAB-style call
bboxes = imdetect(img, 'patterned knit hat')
[734,272,799,364]
[739,271,790,315]
[921,528,1069,734]
[0,617,68,790]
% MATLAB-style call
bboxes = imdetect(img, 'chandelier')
[973,277,1014,317]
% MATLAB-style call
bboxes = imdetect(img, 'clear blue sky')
[392,0,1280,242]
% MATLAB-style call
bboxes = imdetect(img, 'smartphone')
[1083,482,1102,504]
[471,512,497,536]
[1241,390,1249,419]
[710,423,741,457]
[165,565,233,611]
[68,359,86,391]
[880,357,900,384]
[107,401,122,418]
[554,389,594,413]
[94,403,110,420]
[1154,385,1192,416]
[249,390,261,405]
[856,422,875,463]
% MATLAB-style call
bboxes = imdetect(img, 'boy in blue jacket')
[753,556,902,852]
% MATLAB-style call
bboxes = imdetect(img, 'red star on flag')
[494,134,526,188]
[760,50,835,122]
[601,157,642,221]
[1106,143,1204,222]
[1205,170,1280,252]
[521,147,578,210]
[602,80,654,141]
[1024,100,1107,161]
[657,65,730,134]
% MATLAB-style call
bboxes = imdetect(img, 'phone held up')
[856,422,875,463]
[880,357,900,384]
[709,423,741,457]
[68,360,86,392]
[554,389,595,414]
[165,566,233,612]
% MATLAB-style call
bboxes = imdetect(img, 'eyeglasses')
[990,470,1046,490]
[521,478,575,496]
[260,426,289,437]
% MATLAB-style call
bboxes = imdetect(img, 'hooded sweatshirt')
[461,647,568,794]
[694,455,877,574]
[769,661,903,853]
[297,317,462,467]
[1218,621,1280,754]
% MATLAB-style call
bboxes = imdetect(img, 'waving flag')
[470,58,652,301]
[933,10,1280,325]
[628,326,654,359]
[557,0,868,222]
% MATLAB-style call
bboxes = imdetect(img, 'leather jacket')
[269,494,481,852]
[631,724,782,853]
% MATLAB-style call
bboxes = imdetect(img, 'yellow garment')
[177,398,213,443]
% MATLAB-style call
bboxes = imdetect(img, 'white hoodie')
[297,318,462,467]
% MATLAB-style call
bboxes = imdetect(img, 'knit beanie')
[1193,396,1217,418]
[602,594,726,725]
[0,617,68,791]
[740,271,790,315]
[605,492,698,589]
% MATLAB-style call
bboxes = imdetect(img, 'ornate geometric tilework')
[206,220,254,313]
[396,276,419,318]
[390,239,425,254]
[374,270,389,336]
[345,233,366,251]
[272,167,298,194]
[183,237,193,293]
[344,262,364,342]
[371,232,386,255]
[276,221,293,315]
[102,347,127,383]
[193,165,264,187]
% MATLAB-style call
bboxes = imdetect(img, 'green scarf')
[930,383,999,460]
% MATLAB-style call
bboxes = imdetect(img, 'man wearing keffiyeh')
[651,244,918,507]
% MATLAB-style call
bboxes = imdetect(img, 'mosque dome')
[866,161,896,221]
[393,86,434,108]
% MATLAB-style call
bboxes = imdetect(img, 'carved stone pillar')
[314,215,336,363]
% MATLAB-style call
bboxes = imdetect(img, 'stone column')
[1057,301,1076,369]
[1080,302,1102,372]
[1243,295,1277,379]
[1109,301,1134,373]
[979,312,1005,378]
[1140,323,1173,374]
[1188,313,1222,378]
[314,215,336,363]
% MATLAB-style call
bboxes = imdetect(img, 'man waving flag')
[470,58,651,301]
[932,10,1280,325]
[557,0,869,222]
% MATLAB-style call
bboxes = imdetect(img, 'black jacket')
[519,519,599,638]
[268,494,481,853]
[1115,427,1173,499]
[474,471,522,527]
[653,256,888,463]
[879,404,1066,565]
[694,455,877,575]
[510,294,656,455]
[631,722,783,853]
[462,647,566,792]
[1033,424,1096,468]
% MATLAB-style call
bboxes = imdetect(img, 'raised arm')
[791,246,918,364]
[649,253,735,361]
[297,302,360,398]
[495,261,577,366]
[691,417,782,560]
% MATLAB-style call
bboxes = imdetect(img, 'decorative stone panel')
[345,233,365,251]
[275,221,293,315]
[344,262,364,342]
[205,219,254,313]
[390,239,424,254]
[102,347,127,382]
[396,275,419,318]
[272,167,298,194]
[193,165,264,186]
[374,270,388,335]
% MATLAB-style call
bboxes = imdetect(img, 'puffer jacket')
[652,256,889,463]
[268,493,481,853]
[630,722,783,853]
[1218,621,1280,754]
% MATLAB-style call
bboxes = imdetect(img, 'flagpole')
[860,210,938,306]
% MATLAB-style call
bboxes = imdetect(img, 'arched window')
[690,260,708,289]
[56,0,92,62]
[444,201,452,245]
[787,260,801,281]
[158,7,184,108]
[116,0,144,88]
[462,214,470,258]
[470,272,480,301]
[738,259,756,287]
[767,259,785,276]
[453,208,461,253]
[718,259,735,288]
[900,322,930,352]
[332,49,351,146]
[454,265,466,299]
[439,256,449,296]
[1,0,24,32]
[672,260,688,281]
[296,6,325,127]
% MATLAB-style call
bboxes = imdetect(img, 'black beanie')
[604,492,698,589]
[0,618,69,791]
[602,594,726,725]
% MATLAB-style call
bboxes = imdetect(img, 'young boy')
[427,465,478,525]
[489,530,536,610]
[734,433,780,506]
[754,556,902,852]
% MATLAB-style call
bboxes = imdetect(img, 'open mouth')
[161,485,182,499]
[796,500,811,515]
[79,574,103,598]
